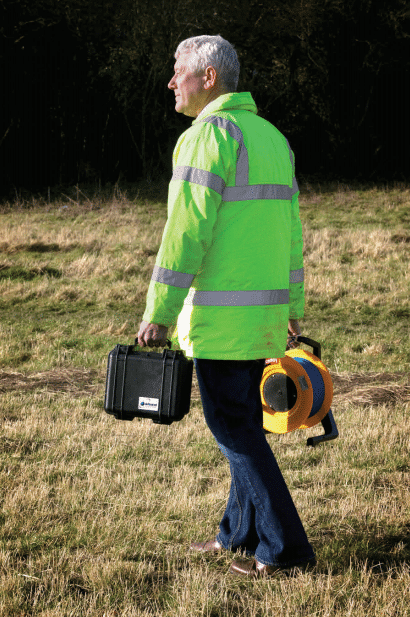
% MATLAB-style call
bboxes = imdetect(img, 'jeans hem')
[216,533,256,557]
[254,554,316,568]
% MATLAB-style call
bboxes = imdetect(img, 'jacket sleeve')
[288,151,305,319]
[142,123,231,327]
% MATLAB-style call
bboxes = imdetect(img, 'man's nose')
[168,76,176,89]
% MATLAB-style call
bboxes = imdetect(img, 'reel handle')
[307,409,339,447]
[286,336,339,446]
[293,336,321,360]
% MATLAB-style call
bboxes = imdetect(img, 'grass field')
[0,181,409,616]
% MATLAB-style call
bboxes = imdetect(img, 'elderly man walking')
[137,35,315,577]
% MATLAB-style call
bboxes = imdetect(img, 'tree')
[1,0,409,197]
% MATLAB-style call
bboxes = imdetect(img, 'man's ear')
[203,66,217,90]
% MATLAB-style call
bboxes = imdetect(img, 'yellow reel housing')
[261,348,333,434]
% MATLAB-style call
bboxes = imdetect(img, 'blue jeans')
[194,358,315,567]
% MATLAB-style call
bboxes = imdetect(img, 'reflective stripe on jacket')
[142,92,304,360]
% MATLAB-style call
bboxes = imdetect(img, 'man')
[137,35,315,577]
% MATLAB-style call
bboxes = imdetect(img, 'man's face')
[168,53,207,117]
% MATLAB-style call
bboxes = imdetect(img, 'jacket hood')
[193,92,257,124]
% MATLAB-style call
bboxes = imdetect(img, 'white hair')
[175,35,240,92]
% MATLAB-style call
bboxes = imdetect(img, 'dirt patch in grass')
[2,369,407,407]
[0,367,100,397]
[331,371,410,407]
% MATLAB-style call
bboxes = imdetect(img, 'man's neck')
[195,90,231,118]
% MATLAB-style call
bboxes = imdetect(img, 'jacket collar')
[193,92,257,124]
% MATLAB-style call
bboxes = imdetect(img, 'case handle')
[133,338,172,349]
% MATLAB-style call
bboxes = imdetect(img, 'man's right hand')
[137,321,168,348]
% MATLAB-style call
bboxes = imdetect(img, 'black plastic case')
[104,343,193,424]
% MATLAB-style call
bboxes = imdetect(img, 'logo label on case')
[138,397,159,411]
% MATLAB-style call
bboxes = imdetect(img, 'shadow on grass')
[318,523,410,575]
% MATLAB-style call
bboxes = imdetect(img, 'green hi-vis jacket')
[142,92,304,360]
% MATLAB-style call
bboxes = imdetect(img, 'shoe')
[190,538,224,553]
[229,556,315,578]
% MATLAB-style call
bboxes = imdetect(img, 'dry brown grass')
[0,184,409,615]
[1,366,409,615]
[0,368,99,397]
[331,372,410,407]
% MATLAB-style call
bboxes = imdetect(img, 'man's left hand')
[137,321,168,348]
[286,319,301,350]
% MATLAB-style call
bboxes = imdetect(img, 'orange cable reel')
[261,348,333,434]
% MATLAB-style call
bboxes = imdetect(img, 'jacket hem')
[185,350,286,361]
